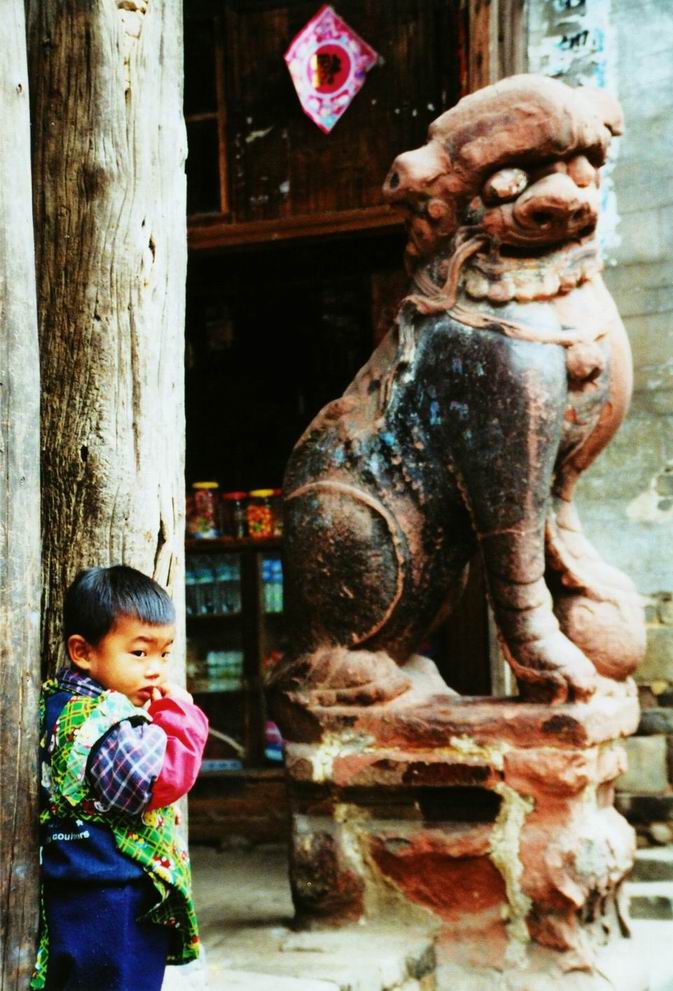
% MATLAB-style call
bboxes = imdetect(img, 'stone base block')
[279,669,647,988]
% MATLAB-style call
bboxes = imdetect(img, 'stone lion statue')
[274,74,645,709]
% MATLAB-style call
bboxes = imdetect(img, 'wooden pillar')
[0,4,42,986]
[27,0,188,675]
[467,0,527,92]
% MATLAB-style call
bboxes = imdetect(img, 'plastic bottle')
[272,558,284,613]
[228,555,241,613]
[193,555,215,615]
[262,558,273,612]
[221,491,248,538]
[185,559,197,616]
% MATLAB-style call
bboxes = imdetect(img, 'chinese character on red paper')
[284,5,379,134]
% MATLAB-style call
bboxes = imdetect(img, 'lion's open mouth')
[497,226,596,258]
[462,234,600,303]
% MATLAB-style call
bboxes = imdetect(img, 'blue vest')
[40,689,145,884]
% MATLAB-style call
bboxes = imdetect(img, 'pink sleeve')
[145,696,209,810]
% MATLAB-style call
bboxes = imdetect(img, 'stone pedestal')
[278,659,648,990]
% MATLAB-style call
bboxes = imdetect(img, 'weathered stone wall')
[527,0,673,839]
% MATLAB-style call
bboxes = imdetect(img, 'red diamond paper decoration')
[284,5,378,134]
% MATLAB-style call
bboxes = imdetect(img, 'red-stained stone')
[503,747,595,797]
[503,744,628,798]
[516,802,635,954]
[374,822,493,860]
[331,752,498,789]
[526,908,580,954]
[280,688,640,751]
[370,834,507,923]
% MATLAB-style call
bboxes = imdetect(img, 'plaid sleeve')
[87,720,168,815]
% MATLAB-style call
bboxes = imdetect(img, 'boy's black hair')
[64,565,176,647]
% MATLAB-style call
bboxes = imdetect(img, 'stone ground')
[163,844,673,991]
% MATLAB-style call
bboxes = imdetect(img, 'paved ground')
[163,843,673,991]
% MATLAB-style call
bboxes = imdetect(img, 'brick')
[632,848,673,882]
[616,794,673,823]
[659,595,673,626]
[627,881,673,920]
[618,736,670,794]
[639,626,673,682]
[649,822,673,845]
[639,685,659,708]
[638,707,673,734]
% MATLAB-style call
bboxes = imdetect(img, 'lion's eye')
[482,168,528,204]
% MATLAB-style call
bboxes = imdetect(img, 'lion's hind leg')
[278,480,413,705]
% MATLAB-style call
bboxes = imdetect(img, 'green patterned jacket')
[31,680,200,988]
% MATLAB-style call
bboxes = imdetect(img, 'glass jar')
[247,489,274,538]
[187,481,220,538]
[221,491,248,539]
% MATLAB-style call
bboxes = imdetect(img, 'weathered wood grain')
[185,0,465,234]
[468,0,526,89]
[27,0,188,676]
[0,3,41,986]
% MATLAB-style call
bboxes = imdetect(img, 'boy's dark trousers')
[43,876,169,991]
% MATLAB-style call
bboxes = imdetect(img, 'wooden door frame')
[467,0,526,91]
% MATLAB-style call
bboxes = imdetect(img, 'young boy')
[32,565,209,991]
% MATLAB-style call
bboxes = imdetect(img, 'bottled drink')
[193,555,216,615]
[221,491,248,538]
[185,559,197,616]
[262,558,273,613]
[271,558,284,613]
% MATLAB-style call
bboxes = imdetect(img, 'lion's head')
[383,75,623,305]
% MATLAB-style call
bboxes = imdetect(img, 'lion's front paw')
[553,591,645,681]
[276,647,412,708]
[507,631,597,704]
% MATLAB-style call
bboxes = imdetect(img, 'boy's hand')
[149,682,194,705]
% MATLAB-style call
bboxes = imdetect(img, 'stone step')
[630,921,673,991]
[212,972,339,991]
[632,846,673,882]
[627,880,673,920]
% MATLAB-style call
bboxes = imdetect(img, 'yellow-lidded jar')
[247,489,274,538]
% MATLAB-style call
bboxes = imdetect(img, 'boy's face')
[68,614,175,707]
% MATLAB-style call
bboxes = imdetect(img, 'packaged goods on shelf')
[185,554,241,616]
[185,555,215,615]
[262,555,284,613]
[213,555,242,613]
[205,649,243,691]
[262,649,284,678]
[264,720,284,763]
[201,758,243,774]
